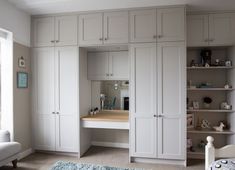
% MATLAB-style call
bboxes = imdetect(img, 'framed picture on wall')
[17,72,28,88]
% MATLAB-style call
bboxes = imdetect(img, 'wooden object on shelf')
[81,110,129,122]
[81,110,129,130]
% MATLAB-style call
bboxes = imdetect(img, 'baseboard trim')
[18,148,34,160]
[131,157,186,166]
[35,150,79,157]
[91,141,129,149]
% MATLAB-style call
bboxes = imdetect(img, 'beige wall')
[92,129,129,144]
[13,42,31,151]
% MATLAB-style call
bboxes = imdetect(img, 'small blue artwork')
[17,72,28,88]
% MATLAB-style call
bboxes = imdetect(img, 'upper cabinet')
[88,52,109,80]
[108,51,129,80]
[32,7,186,46]
[130,9,157,43]
[55,16,78,46]
[187,15,209,47]
[157,8,185,42]
[79,12,128,46]
[33,16,78,47]
[79,13,103,45]
[33,17,55,47]
[130,7,185,43]
[104,12,129,44]
[209,13,233,46]
[88,51,129,80]
[187,13,234,47]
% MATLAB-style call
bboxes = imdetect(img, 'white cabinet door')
[104,11,128,44]
[55,47,78,152]
[209,13,233,46]
[33,17,55,47]
[157,42,186,160]
[157,8,185,42]
[55,16,78,46]
[130,9,157,43]
[187,15,209,47]
[109,51,129,80]
[88,52,109,80]
[79,13,103,45]
[32,48,56,151]
[130,43,157,158]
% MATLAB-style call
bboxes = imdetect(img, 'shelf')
[187,149,205,159]
[187,129,235,135]
[187,88,234,91]
[187,109,235,113]
[187,148,204,155]
[187,66,233,70]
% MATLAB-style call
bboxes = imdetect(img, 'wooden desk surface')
[81,110,129,122]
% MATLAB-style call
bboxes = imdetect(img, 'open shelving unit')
[187,47,235,159]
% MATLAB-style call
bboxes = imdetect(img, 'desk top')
[81,110,129,122]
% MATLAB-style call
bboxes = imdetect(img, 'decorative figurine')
[213,122,225,132]
[190,60,196,67]
[205,63,210,67]
[215,59,220,66]
[224,84,231,89]
[201,119,211,129]
[203,97,212,109]
[200,49,212,66]
[198,140,206,149]
[220,102,232,110]
[225,60,232,67]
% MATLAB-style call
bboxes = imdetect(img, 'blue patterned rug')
[51,161,141,170]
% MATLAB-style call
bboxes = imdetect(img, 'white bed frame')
[205,136,235,170]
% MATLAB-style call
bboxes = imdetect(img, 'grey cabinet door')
[157,42,186,160]
[130,43,157,158]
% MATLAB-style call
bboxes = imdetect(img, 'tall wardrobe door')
[55,47,79,152]
[130,43,157,158]
[157,42,186,160]
[32,48,56,151]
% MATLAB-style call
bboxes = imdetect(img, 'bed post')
[205,136,215,170]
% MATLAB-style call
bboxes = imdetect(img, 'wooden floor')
[0,146,204,170]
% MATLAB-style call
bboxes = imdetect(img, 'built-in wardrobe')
[31,5,187,165]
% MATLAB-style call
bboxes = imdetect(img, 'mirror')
[91,81,129,110]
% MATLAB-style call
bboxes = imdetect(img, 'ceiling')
[8,0,235,15]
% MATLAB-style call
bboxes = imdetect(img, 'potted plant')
[203,97,212,109]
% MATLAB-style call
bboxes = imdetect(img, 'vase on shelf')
[204,103,210,109]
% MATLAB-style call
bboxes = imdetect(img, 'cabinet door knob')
[99,38,103,41]
[106,73,109,76]
[110,73,113,76]
[55,40,59,43]
[51,40,55,43]
[158,35,162,39]
[153,115,157,117]
[52,112,55,114]
[104,38,108,40]
[56,112,59,114]
[205,39,208,42]
[153,35,157,39]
